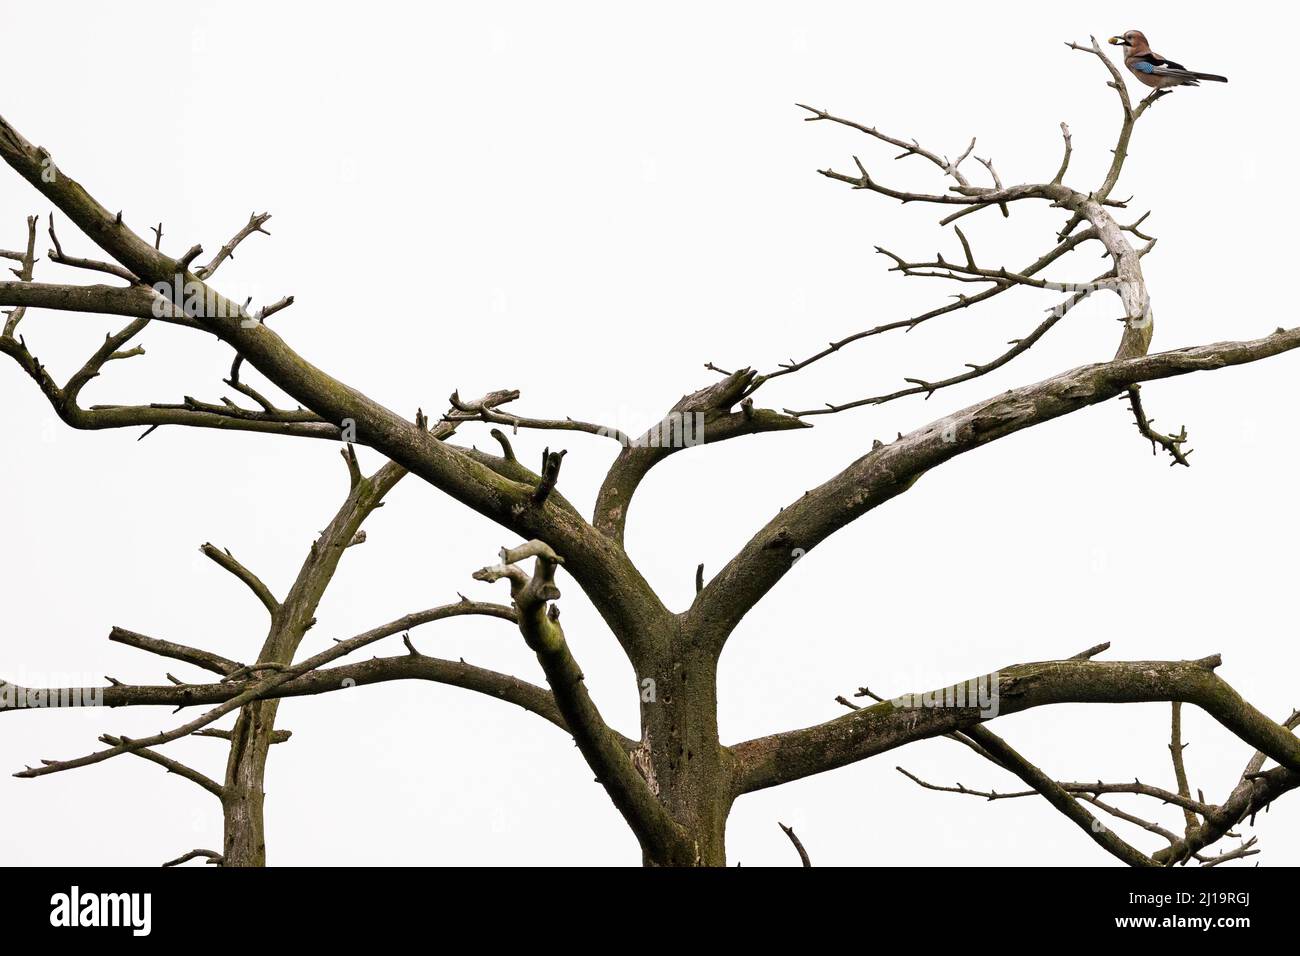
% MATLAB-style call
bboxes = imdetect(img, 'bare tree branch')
[1127,383,1191,466]
[784,262,1116,416]
[0,111,667,662]
[896,767,1214,817]
[746,227,1099,390]
[698,328,1300,645]
[778,821,812,866]
[7,600,519,778]
[47,214,138,283]
[444,387,631,445]
[199,544,280,617]
[958,724,1155,866]
[1065,37,1168,202]
[193,212,271,280]
[1169,702,1200,835]
[194,728,291,744]
[473,540,686,861]
[731,654,1300,794]
[593,368,808,541]
[162,848,223,867]
[108,627,242,677]
[1,214,37,337]
[99,734,225,799]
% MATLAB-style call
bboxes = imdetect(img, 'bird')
[1108,31,1228,89]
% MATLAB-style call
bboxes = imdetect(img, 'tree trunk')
[220,699,280,866]
[636,637,734,866]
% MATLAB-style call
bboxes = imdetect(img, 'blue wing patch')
[1133,61,1157,74]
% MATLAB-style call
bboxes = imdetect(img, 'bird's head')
[1108,30,1148,50]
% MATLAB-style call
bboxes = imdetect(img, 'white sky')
[2,0,1296,866]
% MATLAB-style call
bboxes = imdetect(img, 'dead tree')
[2,38,1298,866]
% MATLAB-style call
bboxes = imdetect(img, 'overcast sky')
[2,1,1296,866]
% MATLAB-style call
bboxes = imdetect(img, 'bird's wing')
[1131,52,1192,77]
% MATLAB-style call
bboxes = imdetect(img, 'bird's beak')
[1108,36,1127,46]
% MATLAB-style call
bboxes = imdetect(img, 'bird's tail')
[1172,69,1228,83]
